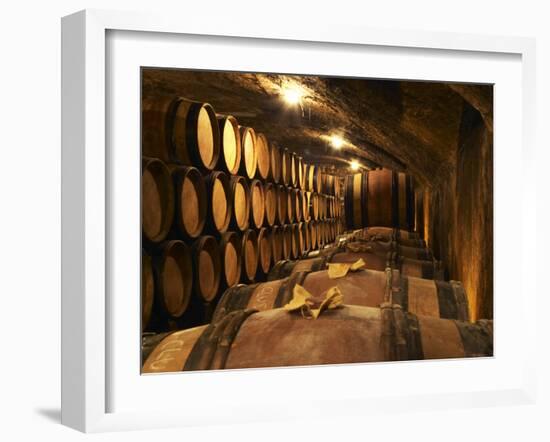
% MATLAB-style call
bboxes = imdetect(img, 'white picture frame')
[61,9,537,433]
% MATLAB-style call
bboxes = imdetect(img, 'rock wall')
[424,102,493,321]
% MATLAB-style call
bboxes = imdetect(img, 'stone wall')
[424,102,493,320]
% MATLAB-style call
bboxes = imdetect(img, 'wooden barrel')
[292,188,302,222]
[257,227,272,276]
[239,126,257,180]
[264,183,277,227]
[255,133,271,180]
[281,149,291,186]
[191,236,221,303]
[229,176,250,231]
[281,224,293,260]
[299,222,309,255]
[143,306,492,372]
[313,165,322,194]
[319,194,327,220]
[350,239,432,260]
[318,221,325,246]
[142,96,220,170]
[300,190,309,221]
[267,245,443,281]
[204,171,231,234]
[249,180,265,229]
[289,151,297,187]
[296,156,305,190]
[219,232,242,289]
[306,164,322,193]
[216,115,241,175]
[142,251,155,330]
[241,229,259,283]
[170,165,206,239]
[291,223,303,259]
[276,185,288,225]
[214,267,469,321]
[360,226,425,247]
[310,192,319,220]
[344,169,415,230]
[286,187,296,223]
[316,220,325,248]
[142,157,174,243]
[270,143,282,184]
[270,225,283,263]
[308,220,317,251]
[152,240,193,318]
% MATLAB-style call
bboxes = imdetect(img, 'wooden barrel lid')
[192,236,221,302]
[255,133,271,180]
[276,185,288,225]
[281,149,291,186]
[231,176,250,231]
[158,241,193,318]
[142,157,174,243]
[270,143,282,184]
[289,151,297,187]
[142,251,154,329]
[316,221,324,247]
[249,180,265,229]
[207,171,231,233]
[306,164,314,191]
[286,186,296,223]
[270,225,283,263]
[217,115,241,175]
[257,227,272,274]
[282,224,292,260]
[314,166,322,194]
[264,183,277,226]
[241,229,259,282]
[299,222,308,254]
[293,189,302,222]
[290,223,300,259]
[309,220,318,250]
[239,126,257,179]
[300,190,309,221]
[173,166,206,238]
[296,157,304,190]
[220,232,242,288]
[311,193,319,220]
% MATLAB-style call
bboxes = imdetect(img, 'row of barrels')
[344,168,415,231]
[210,226,452,321]
[143,96,342,196]
[142,219,341,331]
[267,238,445,281]
[142,226,492,373]
[143,157,342,244]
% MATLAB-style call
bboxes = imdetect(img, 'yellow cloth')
[283,284,344,319]
[326,258,366,279]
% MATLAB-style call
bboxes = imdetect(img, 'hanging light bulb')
[330,135,345,149]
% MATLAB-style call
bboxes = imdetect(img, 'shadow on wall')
[426,100,493,321]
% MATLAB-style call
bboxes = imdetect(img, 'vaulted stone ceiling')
[142,69,493,185]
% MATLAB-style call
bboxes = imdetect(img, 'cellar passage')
[140,68,493,372]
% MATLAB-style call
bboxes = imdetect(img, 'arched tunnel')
[141,68,493,372]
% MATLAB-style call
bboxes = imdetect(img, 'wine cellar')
[140,70,493,372]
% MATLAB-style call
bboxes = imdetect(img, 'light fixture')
[282,86,304,105]
[330,135,345,149]
[350,160,360,171]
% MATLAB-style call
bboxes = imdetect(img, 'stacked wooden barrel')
[344,169,415,231]
[141,95,492,373]
[141,95,344,333]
